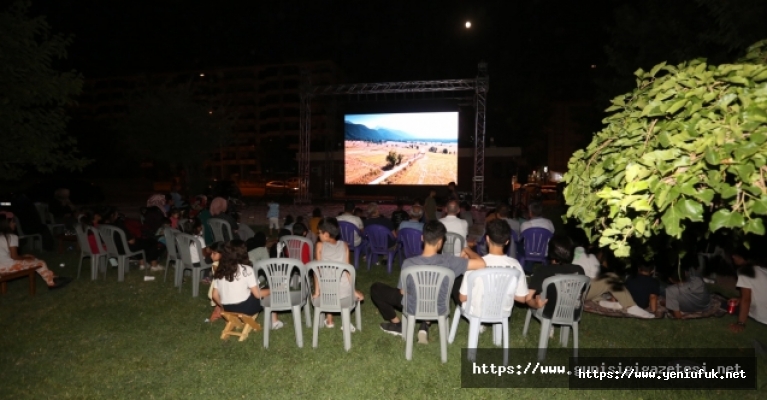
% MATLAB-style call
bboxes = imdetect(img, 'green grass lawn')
[1,236,766,399]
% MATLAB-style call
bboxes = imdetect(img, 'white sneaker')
[138,264,147,270]
[599,300,623,310]
[150,265,165,272]
[272,320,284,330]
[627,306,655,319]
[341,324,356,333]
[324,320,335,328]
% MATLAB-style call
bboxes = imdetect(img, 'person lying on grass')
[211,240,283,329]
[313,217,364,330]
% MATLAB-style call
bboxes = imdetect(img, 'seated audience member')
[309,208,323,235]
[572,245,600,279]
[211,240,282,329]
[80,210,105,253]
[390,202,409,230]
[730,244,767,332]
[353,207,366,221]
[283,214,295,234]
[206,241,224,321]
[163,194,175,214]
[209,197,239,240]
[0,212,70,289]
[170,184,186,210]
[102,207,157,272]
[247,232,270,265]
[337,201,364,247]
[663,268,711,319]
[439,200,468,256]
[398,205,424,232]
[143,195,167,271]
[235,213,255,242]
[285,222,312,264]
[527,235,585,319]
[371,221,485,343]
[585,250,655,318]
[459,202,474,228]
[486,204,519,236]
[363,202,397,248]
[625,262,660,313]
[520,202,554,233]
[460,219,546,316]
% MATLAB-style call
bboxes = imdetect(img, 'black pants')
[370,275,464,321]
[223,293,262,315]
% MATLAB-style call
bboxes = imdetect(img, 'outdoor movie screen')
[344,112,459,185]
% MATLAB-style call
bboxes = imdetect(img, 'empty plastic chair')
[400,266,456,363]
[255,258,309,349]
[75,225,107,280]
[338,221,367,269]
[163,228,182,283]
[174,233,213,297]
[448,268,522,364]
[208,218,233,242]
[99,224,145,282]
[365,224,397,274]
[522,274,591,361]
[397,228,423,265]
[306,261,362,351]
[443,232,465,256]
[517,227,553,273]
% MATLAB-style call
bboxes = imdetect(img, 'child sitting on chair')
[212,240,283,329]
[288,222,312,264]
[313,217,364,329]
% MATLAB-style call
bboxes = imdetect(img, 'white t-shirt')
[460,254,528,315]
[736,266,767,325]
[337,214,363,246]
[0,234,19,267]
[214,264,257,305]
[572,247,600,279]
[190,235,206,264]
[440,215,468,256]
[520,217,555,233]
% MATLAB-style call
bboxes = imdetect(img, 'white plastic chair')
[163,228,182,283]
[75,225,107,280]
[14,217,43,252]
[35,202,65,235]
[280,234,314,326]
[443,232,465,256]
[255,258,309,349]
[306,261,361,351]
[174,233,213,297]
[99,224,146,282]
[448,268,521,364]
[208,218,233,242]
[400,266,456,363]
[522,274,591,361]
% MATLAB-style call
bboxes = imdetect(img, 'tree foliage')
[564,40,767,258]
[0,1,88,179]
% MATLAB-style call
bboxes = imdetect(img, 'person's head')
[169,208,180,218]
[547,235,574,264]
[292,222,308,237]
[353,207,364,217]
[213,240,250,281]
[101,206,119,223]
[147,194,167,211]
[208,241,225,263]
[210,197,227,216]
[344,201,356,213]
[485,219,511,248]
[318,217,340,242]
[366,202,380,218]
[296,215,305,224]
[637,262,655,276]
[312,207,322,218]
[409,205,423,220]
[284,214,294,226]
[0,213,16,236]
[428,189,436,198]
[278,228,292,238]
[448,182,456,191]
[396,201,404,210]
[496,204,510,218]
[192,218,203,235]
[528,202,543,218]
[446,200,460,216]
[422,220,447,248]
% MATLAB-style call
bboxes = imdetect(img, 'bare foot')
[354,290,365,301]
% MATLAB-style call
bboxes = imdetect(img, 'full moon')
[465,21,471,28]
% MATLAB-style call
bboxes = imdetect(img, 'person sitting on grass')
[313,217,364,330]
[371,220,485,344]
[729,243,767,333]
[625,262,660,315]
[459,219,546,326]
[0,212,70,290]
[662,267,710,319]
[584,249,655,318]
[211,240,282,329]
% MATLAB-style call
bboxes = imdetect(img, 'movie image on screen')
[344,112,458,185]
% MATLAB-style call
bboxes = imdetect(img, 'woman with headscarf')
[209,197,239,241]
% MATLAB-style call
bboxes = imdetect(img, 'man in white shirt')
[520,201,555,233]
[336,201,363,247]
[439,200,468,256]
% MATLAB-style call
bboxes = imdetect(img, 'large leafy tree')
[564,40,767,258]
[0,1,88,179]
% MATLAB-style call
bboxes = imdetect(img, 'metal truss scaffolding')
[298,63,489,205]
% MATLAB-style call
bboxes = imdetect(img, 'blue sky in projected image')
[345,112,458,141]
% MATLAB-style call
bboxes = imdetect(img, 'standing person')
[337,201,364,247]
[730,244,767,332]
[0,212,70,289]
[266,201,280,237]
[371,221,485,343]
[439,200,468,256]
[423,190,437,222]
[390,202,409,230]
[313,217,364,329]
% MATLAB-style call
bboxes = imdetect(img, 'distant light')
[200,73,205,77]
[591,65,596,69]
[465,21,471,28]
[208,110,213,114]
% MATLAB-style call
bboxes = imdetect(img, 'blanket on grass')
[583,294,728,319]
